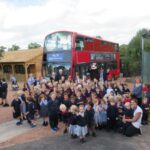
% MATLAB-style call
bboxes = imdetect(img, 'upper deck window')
[85,37,93,42]
[45,32,72,51]
[75,36,84,51]
[114,44,119,52]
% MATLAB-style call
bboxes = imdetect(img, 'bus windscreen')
[44,32,72,51]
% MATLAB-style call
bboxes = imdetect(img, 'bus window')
[46,62,70,78]
[85,37,93,42]
[114,44,119,52]
[45,32,72,51]
[105,61,117,70]
[75,36,84,51]
[76,64,87,78]
[112,61,117,69]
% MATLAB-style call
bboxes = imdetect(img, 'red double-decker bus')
[43,30,120,80]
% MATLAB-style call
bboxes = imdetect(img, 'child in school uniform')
[141,97,149,125]
[76,105,88,143]
[1,78,9,107]
[85,101,96,137]
[62,93,71,110]
[26,96,36,128]
[93,99,101,129]
[75,90,84,106]
[11,93,22,125]
[116,106,124,133]
[70,95,76,105]
[39,94,49,126]
[68,105,78,138]
[48,92,59,132]
[17,90,27,120]
[107,97,118,131]
[59,104,69,133]
[99,99,107,128]
[122,102,133,134]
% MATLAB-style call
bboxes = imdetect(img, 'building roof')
[0,48,43,63]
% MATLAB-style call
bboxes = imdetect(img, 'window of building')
[15,65,25,74]
[3,65,12,73]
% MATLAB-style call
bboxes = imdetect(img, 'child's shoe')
[45,121,48,126]
[80,138,86,143]
[31,124,36,128]
[16,121,23,126]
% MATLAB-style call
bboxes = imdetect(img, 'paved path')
[0,120,32,143]
[1,125,150,150]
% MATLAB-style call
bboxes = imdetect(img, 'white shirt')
[132,106,143,129]
[106,88,113,95]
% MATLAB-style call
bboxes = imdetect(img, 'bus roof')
[46,30,119,45]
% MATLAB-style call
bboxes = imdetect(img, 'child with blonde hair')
[68,105,78,138]
[39,94,48,126]
[93,98,101,128]
[76,105,88,143]
[60,104,69,133]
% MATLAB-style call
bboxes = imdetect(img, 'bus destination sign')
[47,51,71,62]
[90,53,115,61]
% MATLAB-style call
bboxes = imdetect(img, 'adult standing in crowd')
[1,78,9,107]
[56,69,66,81]
[132,78,142,106]
[99,68,107,83]
[27,74,35,94]
[0,78,3,105]
[89,63,99,80]
[10,75,18,91]
[27,74,35,87]
[123,99,143,137]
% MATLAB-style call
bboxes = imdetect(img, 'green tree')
[121,28,150,76]
[0,46,6,58]
[95,35,102,39]
[28,42,41,49]
[119,44,128,57]
[8,44,20,51]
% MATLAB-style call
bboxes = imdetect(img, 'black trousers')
[125,124,140,137]
[49,114,58,129]
[142,111,148,123]
[88,122,95,134]
[107,118,117,130]
[137,98,142,106]
[122,122,131,134]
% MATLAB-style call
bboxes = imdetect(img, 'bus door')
[76,64,89,78]
[46,62,70,78]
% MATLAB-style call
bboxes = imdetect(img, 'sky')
[0,0,150,49]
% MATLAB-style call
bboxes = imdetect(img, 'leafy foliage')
[95,36,102,39]
[0,46,6,58]
[28,42,41,49]
[120,28,150,76]
[8,44,20,51]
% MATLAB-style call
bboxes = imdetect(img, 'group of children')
[11,76,150,143]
